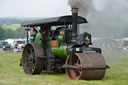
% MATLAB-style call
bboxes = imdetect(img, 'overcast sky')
[0,0,112,18]
[0,0,71,18]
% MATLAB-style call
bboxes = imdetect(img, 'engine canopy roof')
[21,15,88,27]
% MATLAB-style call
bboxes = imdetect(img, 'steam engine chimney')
[71,8,79,43]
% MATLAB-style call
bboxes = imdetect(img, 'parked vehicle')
[0,41,11,50]
[13,40,25,49]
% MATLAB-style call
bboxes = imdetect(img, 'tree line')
[0,26,26,40]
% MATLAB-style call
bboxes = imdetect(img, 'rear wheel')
[66,52,106,80]
[22,43,45,75]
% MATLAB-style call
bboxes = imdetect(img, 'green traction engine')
[21,8,110,80]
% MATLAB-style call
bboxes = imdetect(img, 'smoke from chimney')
[68,0,128,38]
[68,0,95,17]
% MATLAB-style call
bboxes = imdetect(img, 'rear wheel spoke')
[26,52,30,58]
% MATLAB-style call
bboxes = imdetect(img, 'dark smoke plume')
[68,0,128,38]
[68,0,95,16]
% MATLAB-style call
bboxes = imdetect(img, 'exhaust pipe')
[71,8,79,43]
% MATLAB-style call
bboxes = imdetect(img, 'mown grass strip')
[0,52,128,85]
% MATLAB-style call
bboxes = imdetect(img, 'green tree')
[3,29,14,39]
[14,27,26,38]
[0,26,5,40]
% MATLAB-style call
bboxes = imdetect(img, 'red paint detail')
[60,31,64,34]
[51,41,57,47]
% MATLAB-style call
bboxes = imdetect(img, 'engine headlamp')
[85,36,90,44]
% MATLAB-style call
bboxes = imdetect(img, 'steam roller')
[20,7,110,80]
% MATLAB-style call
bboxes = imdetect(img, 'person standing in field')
[13,41,18,53]
[28,26,38,43]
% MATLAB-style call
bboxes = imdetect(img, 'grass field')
[0,52,128,85]
[2,24,20,30]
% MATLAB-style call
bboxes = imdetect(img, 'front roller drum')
[65,52,106,80]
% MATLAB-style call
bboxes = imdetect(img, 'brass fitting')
[72,8,79,13]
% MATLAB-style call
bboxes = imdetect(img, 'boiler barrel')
[52,46,68,59]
